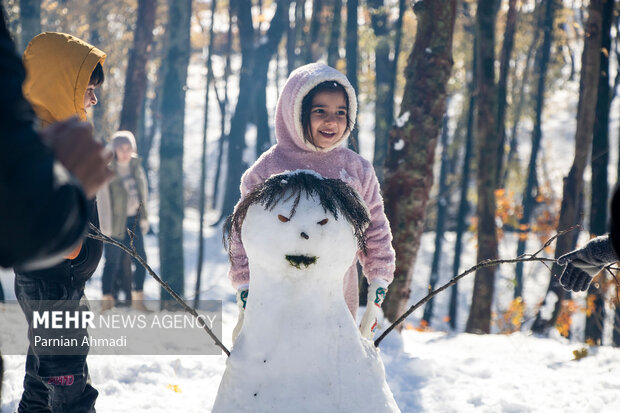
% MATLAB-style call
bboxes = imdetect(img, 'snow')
[3,224,620,412]
[395,111,410,128]
[394,138,405,151]
[212,173,399,412]
[539,291,559,320]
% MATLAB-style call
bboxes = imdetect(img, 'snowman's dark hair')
[224,171,370,260]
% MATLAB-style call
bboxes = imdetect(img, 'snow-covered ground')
[3,221,620,412]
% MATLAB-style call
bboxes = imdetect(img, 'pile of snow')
[213,172,399,412]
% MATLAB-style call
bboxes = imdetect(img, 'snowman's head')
[225,171,370,275]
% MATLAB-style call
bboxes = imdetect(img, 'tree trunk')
[387,0,406,116]
[158,0,192,308]
[495,0,518,186]
[369,0,392,184]
[501,15,541,188]
[293,0,306,70]
[255,75,271,157]
[585,0,614,346]
[306,0,323,63]
[195,0,218,308]
[345,0,359,152]
[448,1,476,331]
[286,1,296,74]
[465,0,499,335]
[382,0,457,326]
[219,0,290,221]
[89,0,106,139]
[422,113,451,326]
[532,0,603,335]
[211,9,233,210]
[514,0,556,299]
[219,0,254,221]
[18,0,40,52]
[327,0,342,67]
[118,0,157,139]
[450,91,475,331]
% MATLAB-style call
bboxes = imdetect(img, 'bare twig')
[374,226,579,347]
[87,223,231,356]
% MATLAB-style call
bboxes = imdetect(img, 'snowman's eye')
[278,214,290,223]
[318,218,329,226]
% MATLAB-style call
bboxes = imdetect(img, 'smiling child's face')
[309,90,348,149]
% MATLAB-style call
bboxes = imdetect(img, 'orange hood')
[22,32,106,127]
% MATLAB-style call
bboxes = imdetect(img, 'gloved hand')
[557,235,618,292]
[232,286,249,343]
[359,280,388,339]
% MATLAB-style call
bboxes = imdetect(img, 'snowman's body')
[213,175,400,413]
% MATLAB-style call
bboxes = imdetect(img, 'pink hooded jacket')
[229,63,395,313]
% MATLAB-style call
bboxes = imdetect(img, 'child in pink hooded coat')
[229,63,395,340]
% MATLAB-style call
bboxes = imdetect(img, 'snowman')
[212,170,401,413]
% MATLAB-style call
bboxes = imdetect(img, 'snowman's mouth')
[285,254,317,269]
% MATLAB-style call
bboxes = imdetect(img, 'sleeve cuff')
[370,278,390,288]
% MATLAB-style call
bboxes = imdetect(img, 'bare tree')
[219,0,291,220]
[422,113,451,326]
[382,0,457,326]
[211,8,233,210]
[449,1,476,330]
[368,0,406,184]
[495,0,519,186]
[345,0,359,151]
[532,0,603,334]
[195,0,218,307]
[306,0,323,63]
[88,0,107,139]
[514,0,556,298]
[158,0,192,308]
[327,0,342,67]
[465,0,500,334]
[501,1,543,189]
[118,0,157,138]
[585,0,615,345]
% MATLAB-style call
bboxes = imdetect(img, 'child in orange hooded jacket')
[14,32,106,413]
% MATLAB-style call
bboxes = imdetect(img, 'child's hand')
[557,235,618,292]
[359,280,388,339]
[40,117,113,198]
[232,287,249,343]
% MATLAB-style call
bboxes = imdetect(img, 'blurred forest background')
[3,0,620,347]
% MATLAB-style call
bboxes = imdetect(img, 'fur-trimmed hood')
[275,63,357,153]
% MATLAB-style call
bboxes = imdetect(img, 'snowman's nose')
[300,232,309,240]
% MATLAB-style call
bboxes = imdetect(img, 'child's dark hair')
[223,171,370,261]
[89,62,104,86]
[301,81,353,148]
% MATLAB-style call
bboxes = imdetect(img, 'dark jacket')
[15,199,103,285]
[0,7,88,269]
